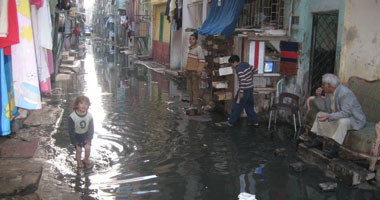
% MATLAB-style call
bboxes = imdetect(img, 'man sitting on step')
[304,73,366,158]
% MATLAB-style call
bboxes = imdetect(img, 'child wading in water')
[68,95,94,170]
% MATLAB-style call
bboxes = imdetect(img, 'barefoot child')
[68,95,94,170]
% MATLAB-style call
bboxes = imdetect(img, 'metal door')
[309,13,338,95]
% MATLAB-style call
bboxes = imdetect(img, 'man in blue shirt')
[227,55,259,127]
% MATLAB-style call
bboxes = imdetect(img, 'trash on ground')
[238,192,257,200]
[318,182,337,192]
[289,162,306,172]
[185,107,198,116]
[215,121,231,127]
[274,148,287,157]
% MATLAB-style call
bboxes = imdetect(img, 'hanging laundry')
[165,0,171,22]
[0,0,19,55]
[173,0,182,30]
[39,49,51,93]
[31,4,51,94]
[30,0,43,9]
[170,0,176,22]
[3,55,17,120]
[0,49,10,136]
[11,0,42,109]
[37,0,53,50]
[0,0,9,37]
[47,49,54,74]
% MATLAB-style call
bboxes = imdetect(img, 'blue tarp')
[197,0,244,37]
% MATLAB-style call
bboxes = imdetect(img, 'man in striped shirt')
[227,55,259,127]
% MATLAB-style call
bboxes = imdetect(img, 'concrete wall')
[286,0,345,104]
[170,30,182,69]
[339,0,380,82]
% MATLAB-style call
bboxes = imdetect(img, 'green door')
[159,12,164,42]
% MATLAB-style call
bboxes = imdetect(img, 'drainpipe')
[288,0,294,37]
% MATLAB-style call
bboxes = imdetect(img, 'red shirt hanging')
[0,0,19,55]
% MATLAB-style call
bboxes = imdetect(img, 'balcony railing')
[133,15,150,38]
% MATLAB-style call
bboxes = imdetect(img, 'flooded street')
[49,41,379,200]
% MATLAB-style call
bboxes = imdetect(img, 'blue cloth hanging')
[197,0,244,37]
[0,49,11,136]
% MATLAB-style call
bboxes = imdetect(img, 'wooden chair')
[268,92,302,138]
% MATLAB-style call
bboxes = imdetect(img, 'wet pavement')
[46,39,380,199]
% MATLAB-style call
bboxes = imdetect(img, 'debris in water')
[273,148,287,157]
[318,182,337,192]
[238,192,257,200]
[289,162,306,172]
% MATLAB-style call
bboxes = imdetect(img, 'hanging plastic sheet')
[197,0,244,37]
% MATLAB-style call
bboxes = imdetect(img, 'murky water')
[50,41,380,200]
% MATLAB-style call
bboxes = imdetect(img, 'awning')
[197,0,244,37]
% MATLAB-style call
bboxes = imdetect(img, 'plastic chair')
[268,92,302,138]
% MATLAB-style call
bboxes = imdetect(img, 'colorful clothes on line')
[3,55,17,120]
[37,0,52,50]
[30,0,43,9]
[0,0,9,37]
[0,0,19,55]
[39,48,51,93]
[0,49,10,136]
[11,0,41,109]
[31,5,51,93]
[47,49,54,74]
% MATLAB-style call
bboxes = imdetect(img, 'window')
[237,0,285,29]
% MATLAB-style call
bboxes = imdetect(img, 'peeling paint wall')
[340,0,380,82]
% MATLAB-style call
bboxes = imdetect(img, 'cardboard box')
[213,56,231,64]
[219,67,233,76]
[212,81,228,89]
[214,91,233,101]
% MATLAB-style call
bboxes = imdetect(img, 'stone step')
[297,143,376,185]
[61,56,76,65]
[0,159,43,196]
[329,159,375,185]
[69,51,78,57]
[55,73,73,81]
[0,139,39,158]
[61,51,69,56]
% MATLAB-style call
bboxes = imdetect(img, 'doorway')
[309,12,339,95]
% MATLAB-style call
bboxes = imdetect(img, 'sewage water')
[50,42,380,200]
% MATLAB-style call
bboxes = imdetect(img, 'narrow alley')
[43,39,380,199]
[1,0,380,199]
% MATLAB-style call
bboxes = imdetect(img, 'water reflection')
[49,41,380,200]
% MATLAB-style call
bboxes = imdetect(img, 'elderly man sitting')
[305,73,367,158]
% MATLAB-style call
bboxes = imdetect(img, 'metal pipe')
[288,0,294,37]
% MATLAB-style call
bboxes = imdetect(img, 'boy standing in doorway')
[184,33,205,111]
